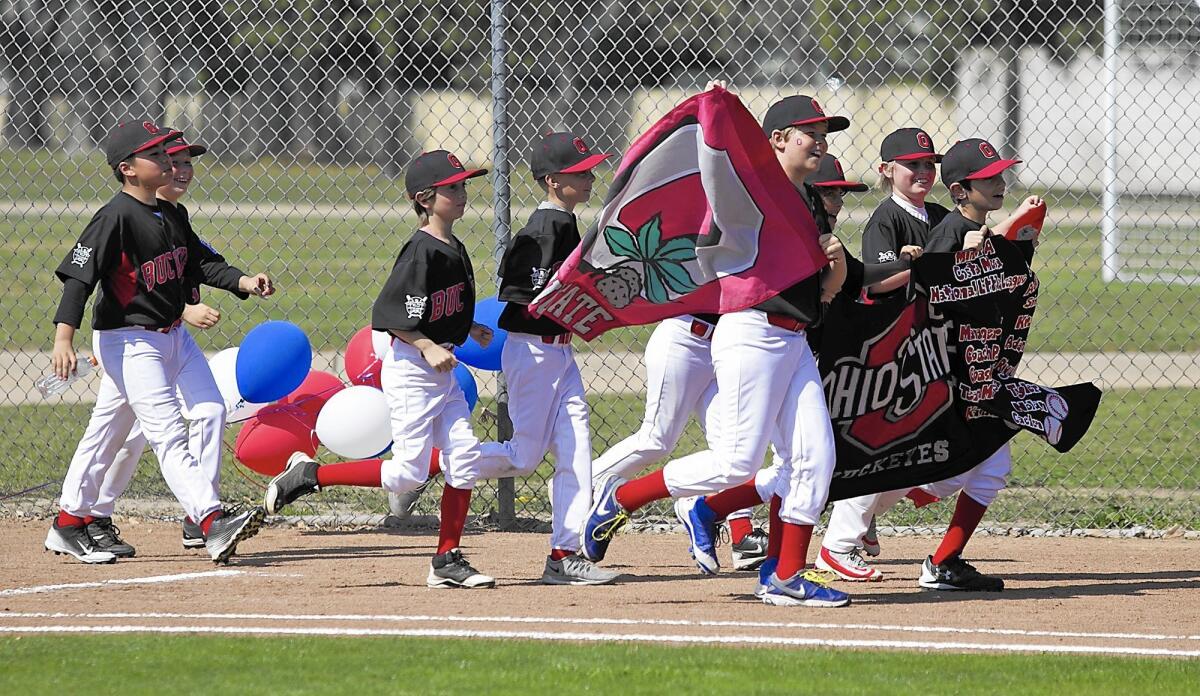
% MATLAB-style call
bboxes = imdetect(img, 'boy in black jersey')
[267,150,511,589]
[48,121,268,565]
[479,132,619,585]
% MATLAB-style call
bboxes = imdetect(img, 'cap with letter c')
[405,150,488,197]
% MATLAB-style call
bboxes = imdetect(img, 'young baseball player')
[859,136,1042,591]
[584,93,858,607]
[88,134,262,556]
[468,132,619,585]
[48,121,270,565]
[266,150,512,589]
[816,129,951,582]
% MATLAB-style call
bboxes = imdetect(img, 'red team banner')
[530,87,828,339]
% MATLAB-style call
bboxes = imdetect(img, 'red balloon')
[279,369,345,415]
[344,326,382,388]
[234,403,320,476]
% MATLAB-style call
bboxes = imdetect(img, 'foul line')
[0,624,1195,658]
[0,570,243,597]
[1,611,1196,643]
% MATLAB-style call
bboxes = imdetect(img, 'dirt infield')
[2,520,1197,657]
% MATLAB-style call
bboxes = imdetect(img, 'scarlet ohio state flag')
[529,86,828,340]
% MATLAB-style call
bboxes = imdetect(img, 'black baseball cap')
[405,150,487,197]
[165,133,208,157]
[940,138,1021,188]
[531,132,611,179]
[881,128,942,162]
[761,95,850,136]
[807,154,869,192]
[105,119,181,168]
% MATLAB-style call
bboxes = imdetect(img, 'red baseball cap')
[405,150,487,197]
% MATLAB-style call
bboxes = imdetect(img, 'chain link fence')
[2,0,1197,531]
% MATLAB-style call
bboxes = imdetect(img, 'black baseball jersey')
[165,202,250,299]
[497,207,576,336]
[924,209,981,253]
[54,192,209,330]
[372,230,476,346]
[861,197,950,264]
[751,183,845,325]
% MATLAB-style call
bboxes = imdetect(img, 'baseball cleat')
[387,475,435,521]
[427,549,495,589]
[45,521,117,564]
[205,506,266,564]
[540,554,620,586]
[731,528,769,571]
[754,557,779,598]
[181,517,206,549]
[761,569,851,608]
[816,546,883,582]
[675,496,720,575]
[581,476,629,562]
[919,555,1004,592]
[265,452,321,514]
[861,515,881,557]
[86,517,136,558]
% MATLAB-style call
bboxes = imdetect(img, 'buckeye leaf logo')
[602,215,698,304]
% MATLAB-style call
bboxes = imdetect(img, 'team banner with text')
[529,86,828,340]
[824,237,1102,501]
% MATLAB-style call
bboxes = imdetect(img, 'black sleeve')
[371,251,430,332]
[52,277,90,328]
[862,213,902,264]
[836,251,867,300]
[55,208,122,289]
[497,232,554,305]
[178,206,249,298]
[860,257,913,288]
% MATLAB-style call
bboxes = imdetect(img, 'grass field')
[5,387,1197,527]
[1,635,1196,694]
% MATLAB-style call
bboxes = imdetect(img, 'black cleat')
[45,521,117,564]
[265,452,321,514]
[919,555,1004,592]
[731,528,769,571]
[86,517,136,558]
[427,549,496,589]
[204,506,266,564]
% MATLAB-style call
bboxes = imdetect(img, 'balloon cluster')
[221,300,507,476]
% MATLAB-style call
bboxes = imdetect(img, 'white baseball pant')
[468,333,592,552]
[821,443,1013,553]
[58,327,225,524]
[660,310,836,525]
[373,331,510,493]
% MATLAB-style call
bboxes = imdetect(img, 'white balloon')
[315,385,392,460]
[209,347,266,423]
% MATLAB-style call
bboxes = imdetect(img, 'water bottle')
[35,356,97,398]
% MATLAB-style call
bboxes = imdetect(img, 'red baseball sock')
[82,515,96,524]
[549,548,573,561]
[56,510,86,528]
[316,459,383,488]
[428,449,442,478]
[728,517,753,544]
[437,484,472,555]
[199,510,223,535]
[614,469,669,513]
[906,488,941,508]
[931,494,988,565]
[705,480,763,520]
[766,496,783,561]
[774,522,814,580]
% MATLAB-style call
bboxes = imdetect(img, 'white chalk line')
[0,570,243,597]
[0,624,1196,658]
[1,611,1196,643]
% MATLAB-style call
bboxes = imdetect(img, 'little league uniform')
[49,122,264,565]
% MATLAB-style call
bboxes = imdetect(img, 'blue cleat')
[581,476,629,562]
[674,496,720,575]
[761,569,851,608]
[755,556,779,598]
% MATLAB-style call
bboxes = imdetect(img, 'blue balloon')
[455,296,508,371]
[454,363,479,412]
[236,321,313,403]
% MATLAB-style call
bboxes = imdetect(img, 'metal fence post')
[491,0,516,529]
